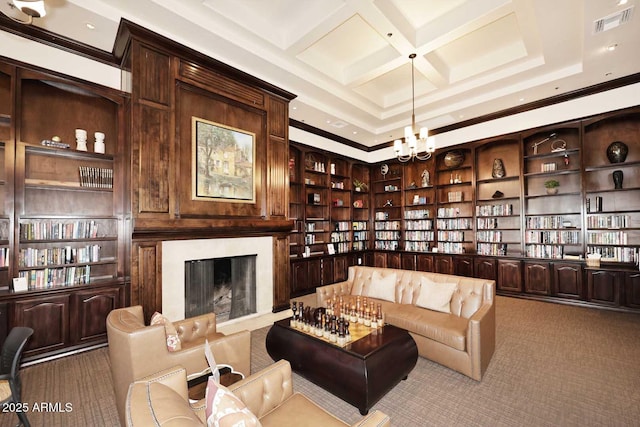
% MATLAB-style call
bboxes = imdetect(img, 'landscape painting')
[192,117,255,203]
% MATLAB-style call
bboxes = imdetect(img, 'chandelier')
[6,0,46,24]
[394,53,435,162]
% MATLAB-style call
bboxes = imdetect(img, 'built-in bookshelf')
[303,151,330,256]
[436,149,473,254]
[288,145,304,258]
[522,125,583,260]
[583,110,640,264]
[373,163,402,251]
[352,163,370,251]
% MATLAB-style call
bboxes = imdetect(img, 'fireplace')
[184,255,257,322]
[162,237,273,323]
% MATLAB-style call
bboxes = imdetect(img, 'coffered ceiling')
[1,0,639,149]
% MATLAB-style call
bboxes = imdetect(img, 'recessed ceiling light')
[519,97,525,102]
[617,0,628,6]
[352,131,357,135]
[607,44,618,51]
[292,106,297,110]
[85,22,96,30]
[326,119,331,124]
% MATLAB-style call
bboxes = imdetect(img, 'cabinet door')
[434,256,453,274]
[524,262,551,295]
[587,270,621,306]
[373,252,387,268]
[290,260,308,295]
[624,272,640,309]
[454,256,474,277]
[333,255,349,283]
[307,258,322,289]
[401,253,416,271]
[387,252,401,269]
[12,295,70,358]
[475,258,497,281]
[72,286,123,344]
[416,254,434,272]
[552,263,583,299]
[497,259,522,292]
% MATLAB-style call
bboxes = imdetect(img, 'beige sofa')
[107,306,251,426]
[316,266,495,381]
[126,359,391,427]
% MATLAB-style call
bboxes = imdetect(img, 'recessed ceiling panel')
[429,13,527,83]
[390,0,467,29]
[353,62,436,109]
[202,0,346,49]
[297,14,390,83]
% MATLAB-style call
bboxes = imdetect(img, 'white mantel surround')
[162,237,275,325]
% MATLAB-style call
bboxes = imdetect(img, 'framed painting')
[192,117,256,203]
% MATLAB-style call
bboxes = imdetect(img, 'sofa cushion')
[361,271,396,302]
[259,392,347,427]
[150,312,182,352]
[415,277,457,313]
[205,377,261,427]
[385,305,468,352]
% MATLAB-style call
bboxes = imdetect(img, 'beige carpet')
[4,296,640,427]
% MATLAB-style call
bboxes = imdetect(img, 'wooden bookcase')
[0,61,128,361]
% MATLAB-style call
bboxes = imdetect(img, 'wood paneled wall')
[116,21,296,315]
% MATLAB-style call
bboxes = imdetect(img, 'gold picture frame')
[192,117,256,203]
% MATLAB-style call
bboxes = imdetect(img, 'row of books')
[404,219,434,231]
[476,204,513,217]
[587,247,638,263]
[18,245,101,268]
[79,166,113,188]
[18,265,91,290]
[477,243,508,256]
[525,230,580,244]
[20,220,100,241]
[436,218,472,230]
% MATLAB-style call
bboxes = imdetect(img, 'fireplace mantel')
[132,218,294,240]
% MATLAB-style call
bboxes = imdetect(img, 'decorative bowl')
[443,150,465,168]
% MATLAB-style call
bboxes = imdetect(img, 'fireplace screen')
[184,255,257,322]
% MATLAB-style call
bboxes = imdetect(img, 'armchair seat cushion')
[385,304,467,352]
[128,381,202,426]
[260,393,353,427]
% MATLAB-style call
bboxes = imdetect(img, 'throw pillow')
[205,377,261,427]
[416,277,457,313]
[150,312,182,352]
[362,271,396,302]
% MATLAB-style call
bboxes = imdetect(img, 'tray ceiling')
[2,0,638,148]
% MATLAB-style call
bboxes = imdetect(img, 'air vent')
[330,120,349,128]
[593,6,634,33]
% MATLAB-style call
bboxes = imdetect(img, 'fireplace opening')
[184,254,257,322]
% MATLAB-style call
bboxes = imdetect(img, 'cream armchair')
[107,305,251,426]
[126,359,391,427]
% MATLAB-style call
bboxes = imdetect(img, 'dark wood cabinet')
[72,286,124,344]
[373,252,387,268]
[387,252,401,269]
[625,272,640,309]
[290,258,321,296]
[401,253,416,271]
[474,257,497,281]
[454,256,474,277]
[587,270,621,306]
[434,255,454,274]
[524,262,551,295]
[497,259,522,292]
[12,294,70,359]
[552,262,583,299]
[416,254,434,272]
[333,255,349,282]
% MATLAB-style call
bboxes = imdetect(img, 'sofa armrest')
[351,410,391,427]
[228,359,294,418]
[315,280,353,307]
[207,329,251,377]
[174,313,217,344]
[467,300,496,381]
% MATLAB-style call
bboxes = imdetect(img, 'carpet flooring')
[3,296,639,426]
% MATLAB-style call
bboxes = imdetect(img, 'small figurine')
[421,170,430,187]
[384,199,393,207]
[75,129,88,151]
